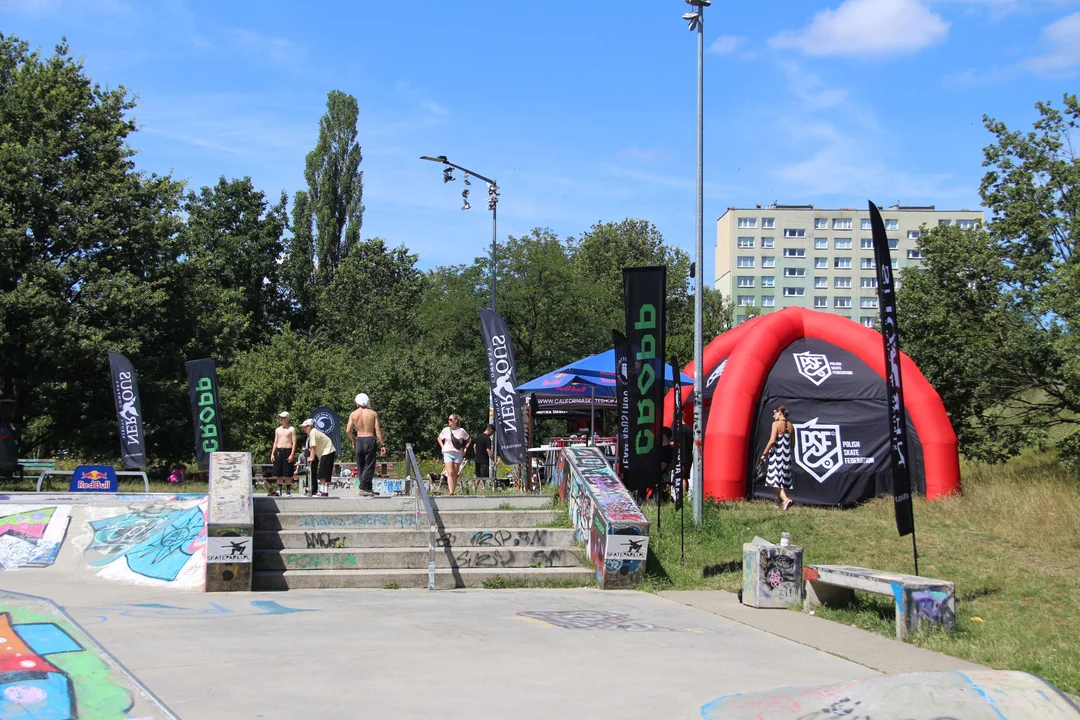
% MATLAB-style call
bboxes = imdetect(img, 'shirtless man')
[269,412,297,496]
[345,393,385,495]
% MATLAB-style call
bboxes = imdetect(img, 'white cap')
[300,418,314,427]
[355,393,370,408]
[279,411,290,418]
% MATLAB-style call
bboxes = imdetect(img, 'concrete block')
[206,452,253,592]
[742,542,803,608]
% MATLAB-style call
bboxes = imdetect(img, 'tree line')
[0,35,733,470]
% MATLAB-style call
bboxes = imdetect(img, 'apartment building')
[715,204,984,327]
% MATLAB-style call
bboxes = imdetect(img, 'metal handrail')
[406,443,438,591]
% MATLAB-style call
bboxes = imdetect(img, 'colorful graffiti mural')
[561,447,649,588]
[0,506,72,570]
[0,591,175,718]
[87,504,205,582]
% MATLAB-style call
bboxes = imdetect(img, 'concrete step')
[430,495,554,510]
[256,509,562,531]
[256,527,578,550]
[255,496,413,513]
[254,546,585,571]
[252,566,595,590]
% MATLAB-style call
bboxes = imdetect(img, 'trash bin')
[742,537,804,608]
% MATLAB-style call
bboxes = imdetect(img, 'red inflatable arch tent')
[664,307,960,505]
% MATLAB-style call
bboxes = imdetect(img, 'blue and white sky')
[3,0,1079,283]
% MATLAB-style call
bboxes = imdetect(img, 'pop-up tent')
[664,308,960,506]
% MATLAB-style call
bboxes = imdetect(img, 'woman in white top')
[437,414,471,494]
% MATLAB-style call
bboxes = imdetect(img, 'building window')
[860,258,876,269]
[833,218,853,230]
[814,257,828,269]
[738,237,755,248]
[783,287,805,297]
[813,296,827,308]
[885,219,898,231]
[814,218,828,230]
[861,298,878,309]
[761,237,775,248]
[737,276,754,288]
[861,317,876,327]
[907,249,926,259]
[737,295,756,307]
[737,256,755,268]
[736,315,746,325]
[814,238,828,250]
[889,239,899,250]
[834,277,852,289]
[761,295,775,307]
[938,219,952,226]
[835,297,852,309]
[738,217,757,229]
[834,238,852,250]
[784,268,806,278]
[761,256,776,268]
[783,248,806,258]
[861,218,872,230]
[860,277,878,289]
[814,277,828,289]
[784,228,806,238]
[907,230,922,240]
[834,257,852,269]
[861,238,873,249]
[761,276,775,288]
[958,219,976,230]
[761,218,775,229]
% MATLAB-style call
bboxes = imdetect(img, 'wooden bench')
[18,458,56,483]
[804,565,956,640]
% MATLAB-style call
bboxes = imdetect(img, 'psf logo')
[793,351,832,386]
[794,417,843,483]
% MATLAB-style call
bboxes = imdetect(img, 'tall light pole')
[682,0,709,524]
[421,155,501,478]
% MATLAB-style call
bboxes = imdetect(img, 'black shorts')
[317,452,336,482]
[272,448,294,479]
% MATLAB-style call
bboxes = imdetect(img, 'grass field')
[638,450,1080,695]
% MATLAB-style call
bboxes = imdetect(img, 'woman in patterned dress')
[759,406,794,510]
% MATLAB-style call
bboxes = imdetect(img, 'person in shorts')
[436,414,470,495]
[269,412,297,496]
[301,418,337,497]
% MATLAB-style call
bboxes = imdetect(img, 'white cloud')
[1024,12,1080,72]
[709,35,748,54]
[770,0,950,58]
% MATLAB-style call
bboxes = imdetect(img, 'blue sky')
[3,0,1079,284]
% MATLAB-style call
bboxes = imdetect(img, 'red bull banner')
[70,465,118,492]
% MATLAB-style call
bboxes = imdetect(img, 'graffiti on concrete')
[452,548,568,568]
[87,504,206,582]
[908,588,956,627]
[75,600,316,625]
[517,610,733,636]
[304,532,344,549]
[296,513,415,529]
[0,506,72,570]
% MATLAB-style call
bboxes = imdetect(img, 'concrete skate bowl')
[701,670,1080,719]
[0,589,177,718]
[0,494,208,590]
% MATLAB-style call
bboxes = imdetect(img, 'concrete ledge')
[206,452,254,592]
[659,589,985,675]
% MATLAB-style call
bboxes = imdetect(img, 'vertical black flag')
[613,329,631,480]
[479,308,526,464]
[623,266,666,497]
[671,355,684,511]
[869,202,916,540]
[108,352,146,469]
[185,358,223,472]
[311,406,342,454]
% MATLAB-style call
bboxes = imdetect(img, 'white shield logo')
[706,358,728,391]
[794,351,832,386]
[794,417,843,483]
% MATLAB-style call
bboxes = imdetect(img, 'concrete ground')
[0,570,981,719]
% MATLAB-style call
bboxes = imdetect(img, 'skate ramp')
[0,494,207,590]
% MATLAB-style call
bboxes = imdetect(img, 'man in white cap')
[346,392,385,495]
[301,418,337,497]
[268,411,296,497]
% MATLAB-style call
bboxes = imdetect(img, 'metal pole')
[691,3,706,525]
[491,201,498,487]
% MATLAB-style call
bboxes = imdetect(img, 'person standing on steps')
[437,414,470,495]
[301,418,337,498]
[473,424,495,492]
[760,406,795,511]
[346,392,385,496]
[268,412,297,496]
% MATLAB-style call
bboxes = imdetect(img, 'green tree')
[301,90,364,286]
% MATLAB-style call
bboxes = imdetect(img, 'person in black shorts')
[268,412,297,496]
[301,418,337,497]
[473,424,494,488]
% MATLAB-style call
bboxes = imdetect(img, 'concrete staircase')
[251,494,594,590]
